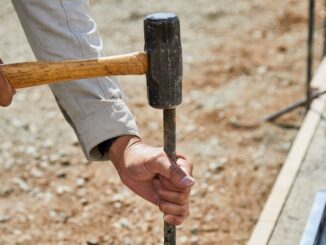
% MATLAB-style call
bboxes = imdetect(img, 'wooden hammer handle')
[0,52,148,89]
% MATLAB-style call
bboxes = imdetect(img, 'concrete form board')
[268,108,326,245]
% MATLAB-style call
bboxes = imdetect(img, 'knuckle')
[180,205,189,215]
[174,218,183,226]
[179,192,189,203]
[159,203,167,213]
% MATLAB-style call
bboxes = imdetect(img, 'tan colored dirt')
[0,0,324,244]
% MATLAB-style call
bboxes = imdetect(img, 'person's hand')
[0,59,15,107]
[108,135,195,225]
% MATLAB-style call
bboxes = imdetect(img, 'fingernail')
[180,176,195,186]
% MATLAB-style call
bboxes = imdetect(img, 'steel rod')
[323,0,326,56]
[163,108,176,245]
[264,90,326,122]
[307,0,315,111]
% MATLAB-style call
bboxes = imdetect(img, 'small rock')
[112,194,123,202]
[190,236,200,244]
[30,167,43,178]
[76,178,86,187]
[0,215,10,223]
[191,225,199,234]
[44,139,54,148]
[0,186,13,197]
[180,236,188,243]
[144,212,154,222]
[87,239,99,245]
[49,210,70,222]
[204,213,214,222]
[56,185,72,195]
[120,218,131,229]
[208,162,224,173]
[40,161,49,168]
[49,154,60,163]
[56,171,66,179]
[113,202,122,209]
[12,177,30,192]
[256,65,267,75]
[60,160,71,167]
[25,146,36,155]
[80,198,89,206]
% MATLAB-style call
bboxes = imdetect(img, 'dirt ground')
[0,0,325,244]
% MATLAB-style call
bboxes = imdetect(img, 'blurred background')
[0,0,324,244]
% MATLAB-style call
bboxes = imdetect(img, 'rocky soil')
[0,0,325,244]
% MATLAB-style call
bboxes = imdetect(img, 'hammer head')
[144,13,183,109]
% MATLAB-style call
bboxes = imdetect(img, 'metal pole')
[307,0,315,111]
[323,0,326,56]
[264,90,326,122]
[163,108,176,245]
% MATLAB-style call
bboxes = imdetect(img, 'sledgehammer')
[1,13,182,244]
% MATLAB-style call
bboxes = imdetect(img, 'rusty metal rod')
[163,108,176,245]
[264,90,326,122]
[323,0,326,56]
[306,0,315,111]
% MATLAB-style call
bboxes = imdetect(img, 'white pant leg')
[12,0,139,161]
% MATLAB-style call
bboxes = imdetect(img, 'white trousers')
[11,0,139,161]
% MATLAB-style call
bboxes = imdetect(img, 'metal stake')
[163,108,176,245]
[307,0,315,111]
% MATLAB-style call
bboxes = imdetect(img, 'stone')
[12,177,30,192]
[0,215,10,223]
[56,185,72,195]
[76,178,86,187]
[86,238,99,245]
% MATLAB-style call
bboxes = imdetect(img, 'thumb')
[149,152,195,188]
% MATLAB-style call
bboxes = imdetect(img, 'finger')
[164,214,188,226]
[176,154,193,177]
[158,200,189,217]
[157,186,190,205]
[159,175,190,192]
[148,151,195,189]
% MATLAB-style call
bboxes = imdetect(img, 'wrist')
[107,135,142,172]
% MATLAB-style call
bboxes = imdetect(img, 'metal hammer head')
[144,13,183,109]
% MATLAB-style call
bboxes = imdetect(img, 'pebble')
[120,217,131,229]
[12,177,30,192]
[180,236,188,243]
[190,236,200,244]
[44,139,54,148]
[49,210,70,222]
[144,211,154,222]
[30,167,43,178]
[56,185,72,195]
[76,178,86,187]
[56,171,66,179]
[86,238,99,245]
[113,202,122,209]
[39,161,49,168]
[49,154,61,163]
[204,213,214,222]
[191,225,199,234]
[80,198,89,206]
[0,186,13,197]
[0,215,10,223]
[112,217,131,230]
[112,193,123,202]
